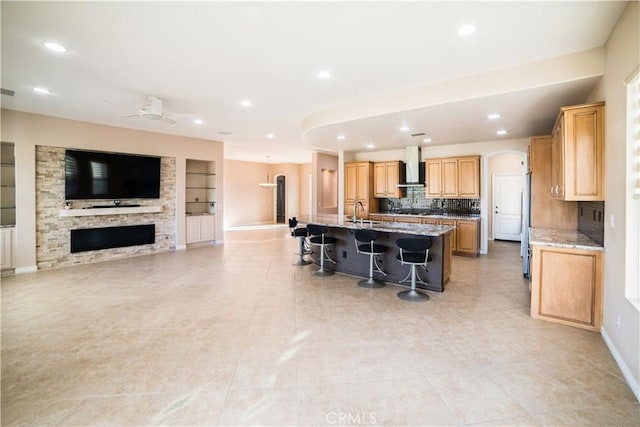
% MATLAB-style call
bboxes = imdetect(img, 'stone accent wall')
[35,146,176,269]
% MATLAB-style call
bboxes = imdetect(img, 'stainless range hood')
[397,146,425,187]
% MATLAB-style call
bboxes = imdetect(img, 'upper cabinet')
[345,161,374,219]
[373,161,404,198]
[426,156,480,198]
[550,102,604,201]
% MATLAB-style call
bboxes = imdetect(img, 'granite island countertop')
[372,212,481,221]
[298,214,454,237]
[529,228,604,251]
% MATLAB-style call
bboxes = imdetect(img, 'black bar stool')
[307,224,337,276]
[354,229,387,288]
[288,217,311,266]
[396,237,433,302]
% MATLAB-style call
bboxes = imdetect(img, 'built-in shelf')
[59,206,163,217]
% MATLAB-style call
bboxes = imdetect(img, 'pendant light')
[258,155,277,188]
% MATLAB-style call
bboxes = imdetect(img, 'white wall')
[1,109,224,270]
[586,1,640,400]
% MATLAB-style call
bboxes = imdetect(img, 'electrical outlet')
[610,213,615,229]
[616,314,622,328]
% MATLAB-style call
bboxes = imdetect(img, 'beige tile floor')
[2,227,638,426]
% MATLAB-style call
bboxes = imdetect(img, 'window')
[626,66,640,309]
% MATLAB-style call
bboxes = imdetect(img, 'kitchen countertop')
[298,214,454,237]
[373,212,481,221]
[529,228,604,251]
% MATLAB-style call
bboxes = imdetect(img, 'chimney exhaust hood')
[397,146,425,187]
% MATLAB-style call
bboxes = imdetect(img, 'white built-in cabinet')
[186,215,215,244]
[186,159,216,245]
[0,227,14,270]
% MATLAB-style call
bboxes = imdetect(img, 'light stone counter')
[373,212,481,221]
[298,214,454,237]
[529,228,604,251]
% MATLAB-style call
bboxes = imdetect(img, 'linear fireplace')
[71,224,155,253]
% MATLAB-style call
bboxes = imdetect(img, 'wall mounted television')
[65,149,161,200]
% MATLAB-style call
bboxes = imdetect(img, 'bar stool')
[288,217,311,266]
[307,224,337,276]
[395,237,433,302]
[354,229,387,288]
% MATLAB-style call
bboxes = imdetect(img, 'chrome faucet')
[353,200,364,223]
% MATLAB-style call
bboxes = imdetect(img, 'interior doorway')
[276,175,286,224]
[493,174,522,241]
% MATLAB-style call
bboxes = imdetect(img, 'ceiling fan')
[121,96,176,124]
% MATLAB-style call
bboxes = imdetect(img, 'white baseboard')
[175,245,187,251]
[15,265,37,274]
[601,326,640,402]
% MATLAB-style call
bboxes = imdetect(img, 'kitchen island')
[298,215,454,292]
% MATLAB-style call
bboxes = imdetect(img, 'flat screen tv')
[65,149,161,200]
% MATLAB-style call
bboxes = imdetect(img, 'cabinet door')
[186,217,201,244]
[456,220,478,254]
[200,216,215,241]
[425,161,442,197]
[441,159,458,197]
[356,163,369,200]
[373,163,387,198]
[385,162,402,198]
[0,228,13,270]
[345,163,357,202]
[530,246,603,331]
[564,105,604,200]
[422,218,440,225]
[458,157,480,198]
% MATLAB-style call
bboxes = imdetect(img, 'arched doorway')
[276,175,286,223]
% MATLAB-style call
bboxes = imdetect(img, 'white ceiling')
[0,1,628,164]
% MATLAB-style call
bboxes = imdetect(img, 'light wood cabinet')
[425,156,480,198]
[373,161,403,198]
[424,217,479,256]
[529,136,577,229]
[550,102,604,201]
[344,162,375,220]
[530,245,603,331]
[186,215,215,244]
[455,220,480,255]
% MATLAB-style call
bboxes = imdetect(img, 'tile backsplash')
[378,187,480,214]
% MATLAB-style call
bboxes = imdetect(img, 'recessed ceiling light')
[337,135,346,140]
[266,133,275,139]
[43,41,67,53]
[400,125,410,132]
[33,87,50,95]
[423,137,432,143]
[317,70,332,80]
[240,99,252,107]
[496,129,508,136]
[458,24,476,37]
[193,119,204,125]
[488,113,501,119]
[217,131,234,135]
[366,144,375,149]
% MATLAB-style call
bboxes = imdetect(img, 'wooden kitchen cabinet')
[439,219,457,252]
[550,102,604,201]
[455,220,480,255]
[344,162,374,219]
[425,156,480,198]
[529,136,577,229]
[374,161,404,198]
[530,245,603,331]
